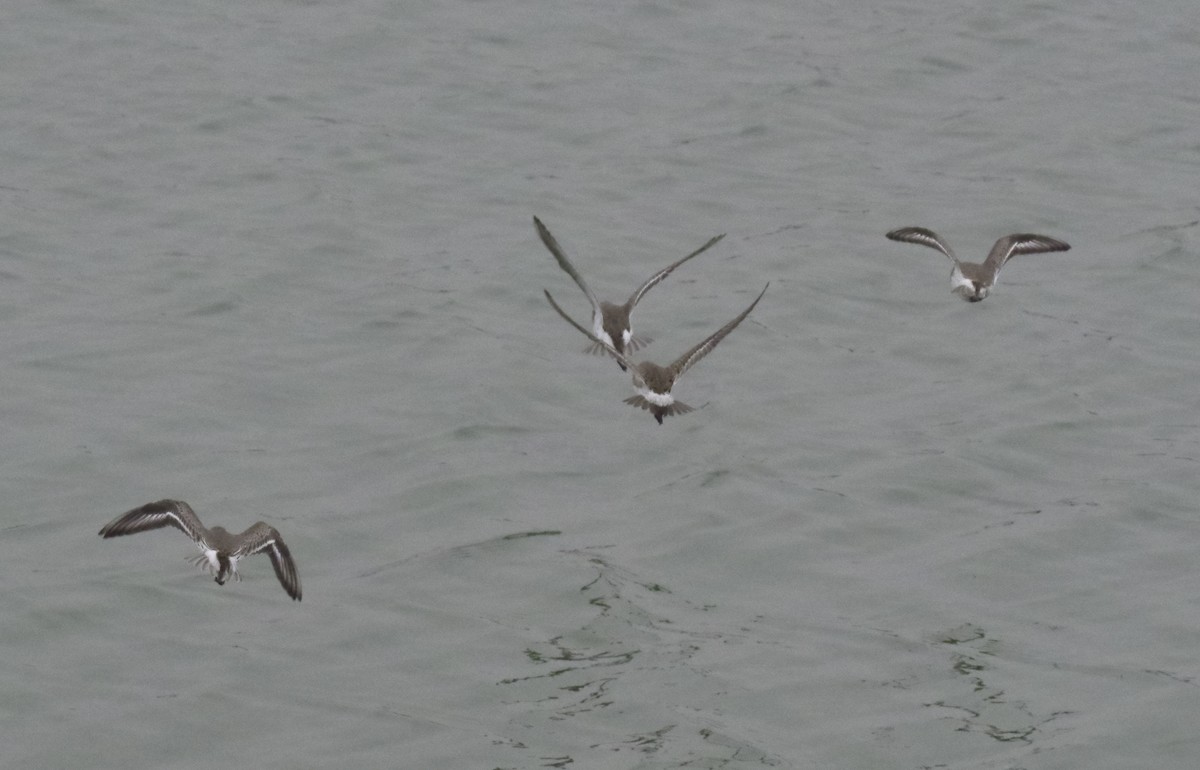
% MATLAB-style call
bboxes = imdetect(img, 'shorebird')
[534,215,725,370]
[99,499,301,601]
[885,226,1070,302]
[545,283,768,424]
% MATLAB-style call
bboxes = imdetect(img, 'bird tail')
[623,395,694,424]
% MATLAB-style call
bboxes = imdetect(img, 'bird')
[99,499,301,601]
[885,226,1070,302]
[534,215,725,369]
[544,283,768,424]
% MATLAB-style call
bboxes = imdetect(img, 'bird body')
[534,215,724,367]
[99,499,301,601]
[545,283,767,424]
[886,226,1070,302]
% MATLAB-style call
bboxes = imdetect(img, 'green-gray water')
[4,1,1199,767]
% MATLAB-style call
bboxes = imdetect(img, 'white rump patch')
[638,387,675,407]
[950,266,973,293]
[190,549,221,575]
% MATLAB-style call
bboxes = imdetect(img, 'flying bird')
[534,215,724,369]
[99,499,301,600]
[886,226,1070,302]
[545,283,768,424]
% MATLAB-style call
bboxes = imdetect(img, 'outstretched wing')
[668,283,768,381]
[983,233,1070,273]
[886,227,960,264]
[544,289,638,372]
[236,523,302,601]
[626,233,725,308]
[99,499,208,545]
[534,216,605,323]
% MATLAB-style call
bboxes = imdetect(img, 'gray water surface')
[4,1,1200,768]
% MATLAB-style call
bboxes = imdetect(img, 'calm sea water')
[4,0,1200,767]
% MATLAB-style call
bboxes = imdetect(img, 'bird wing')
[886,227,961,265]
[544,288,638,372]
[99,499,208,546]
[668,283,768,381]
[534,216,605,326]
[625,233,725,308]
[236,522,302,601]
[983,233,1071,274]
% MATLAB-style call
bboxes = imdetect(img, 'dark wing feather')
[534,216,605,317]
[625,233,725,308]
[983,233,1070,273]
[668,283,768,380]
[237,523,302,601]
[886,227,960,264]
[99,499,207,544]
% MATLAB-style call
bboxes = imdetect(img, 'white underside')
[192,548,240,578]
[591,316,616,349]
[621,328,633,347]
[638,386,675,407]
[950,266,973,293]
